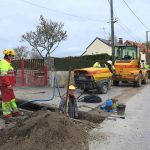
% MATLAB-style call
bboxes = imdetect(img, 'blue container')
[101,104,106,110]
[106,99,113,107]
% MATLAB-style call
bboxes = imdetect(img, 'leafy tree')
[21,15,67,59]
[14,46,29,59]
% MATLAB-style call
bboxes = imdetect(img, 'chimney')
[118,38,123,46]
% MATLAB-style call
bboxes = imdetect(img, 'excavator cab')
[115,46,138,60]
[113,46,148,87]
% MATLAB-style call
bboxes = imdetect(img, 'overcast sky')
[0,0,150,59]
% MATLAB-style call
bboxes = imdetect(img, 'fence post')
[44,65,48,86]
[21,59,25,86]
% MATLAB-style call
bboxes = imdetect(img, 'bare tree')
[14,46,29,59]
[30,48,42,59]
[21,15,67,59]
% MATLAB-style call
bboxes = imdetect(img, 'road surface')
[89,83,150,150]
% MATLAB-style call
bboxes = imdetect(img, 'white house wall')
[83,39,111,55]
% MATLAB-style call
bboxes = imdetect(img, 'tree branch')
[50,42,60,54]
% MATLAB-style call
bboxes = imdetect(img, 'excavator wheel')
[113,80,119,86]
[100,83,108,94]
[96,83,108,94]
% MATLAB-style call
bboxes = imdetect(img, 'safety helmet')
[3,49,16,56]
[69,85,76,90]
[107,60,112,65]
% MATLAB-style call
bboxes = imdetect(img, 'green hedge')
[12,54,111,71]
[54,53,111,71]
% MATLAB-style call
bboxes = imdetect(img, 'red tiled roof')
[124,40,150,53]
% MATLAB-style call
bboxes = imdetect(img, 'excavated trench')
[17,101,108,124]
[0,99,108,150]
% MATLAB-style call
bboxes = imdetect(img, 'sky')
[0,0,150,59]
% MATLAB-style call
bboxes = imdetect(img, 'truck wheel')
[142,72,148,84]
[134,73,142,87]
[113,80,119,86]
[122,81,128,83]
[100,83,108,94]
[83,89,89,93]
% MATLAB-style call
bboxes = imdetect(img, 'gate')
[12,59,48,86]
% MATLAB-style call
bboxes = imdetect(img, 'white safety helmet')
[107,60,112,65]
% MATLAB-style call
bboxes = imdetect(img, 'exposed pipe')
[18,75,62,107]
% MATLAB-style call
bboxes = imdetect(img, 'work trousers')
[59,96,78,118]
[0,87,18,118]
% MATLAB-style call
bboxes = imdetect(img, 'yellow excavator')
[74,67,112,94]
[113,46,148,87]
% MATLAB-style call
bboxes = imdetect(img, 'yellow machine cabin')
[113,46,148,87]
[74,67,112,94]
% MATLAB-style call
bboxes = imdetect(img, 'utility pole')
[146,31,150,53]
[110,0,115,64]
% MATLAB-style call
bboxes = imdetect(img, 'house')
[81,37,112,56]
[82,37,150,64]
[124,40,150,62]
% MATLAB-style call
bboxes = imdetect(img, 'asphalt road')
[13,83,144,112]
[89,83,150,150]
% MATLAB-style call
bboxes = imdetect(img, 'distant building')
[81,37,113,56]
[82,37,150,64]
[124,40,150,62]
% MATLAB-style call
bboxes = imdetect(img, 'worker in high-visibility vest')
[93,62,101,68]
[106,60,116,73]
[144,63,150,69]
[0,49,19,118]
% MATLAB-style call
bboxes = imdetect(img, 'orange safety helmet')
[3,49,16,56]
[69,85,76,90]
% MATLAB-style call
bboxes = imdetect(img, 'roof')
[86,37,118,50]
[125,40,150,53]
[81,37,118,56]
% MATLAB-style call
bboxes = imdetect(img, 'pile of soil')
[0,110,88,150]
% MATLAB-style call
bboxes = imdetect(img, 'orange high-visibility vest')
[0,59,15,87]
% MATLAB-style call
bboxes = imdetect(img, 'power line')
[108,0,140,41]
[117,21,137,41]
[122,0,149,30]
[20,0,107,23]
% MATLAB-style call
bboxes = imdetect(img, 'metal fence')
[12,59,48,86]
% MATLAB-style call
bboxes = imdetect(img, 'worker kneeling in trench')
[59,85,78,119]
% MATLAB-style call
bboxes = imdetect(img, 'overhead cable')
[20,0,107,23]
[122,0,149,30]
[107,0,139,40]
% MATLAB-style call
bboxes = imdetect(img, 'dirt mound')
[0,110,88,150]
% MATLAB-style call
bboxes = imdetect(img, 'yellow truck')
[113,46,148,87]
[74,67,112,94]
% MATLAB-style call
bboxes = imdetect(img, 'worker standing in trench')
[0,49,19,119]
[59,85,78,119]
